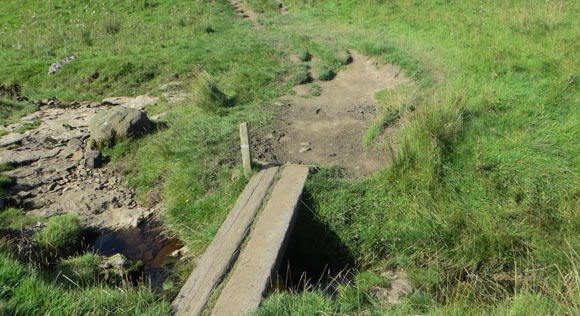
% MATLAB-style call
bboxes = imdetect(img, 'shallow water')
[91,220,183,271]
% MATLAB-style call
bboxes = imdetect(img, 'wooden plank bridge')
[172,164,309,316]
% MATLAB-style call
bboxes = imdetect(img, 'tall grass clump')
[34,215,82,256]
[192,71,233,113]
[0,255,171,316]
[55,253,102,287]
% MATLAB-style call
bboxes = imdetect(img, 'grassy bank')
[253,0,580,314]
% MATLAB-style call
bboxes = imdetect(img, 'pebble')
[279,136,292,143]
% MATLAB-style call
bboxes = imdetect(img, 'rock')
[0,133,26,147]
[161,92,189,104]
[168,246,189,259]
[71,149,84,161]
[299,147,311,153]
[101,95,159,110]
[44,136,59,146]
[372,270,413,305]
[300,142,311,147]
[47,182,58,191]
[144,189,162,208]
[150,113,168,122]
[84,150,103,169]
[5,151,41,165]
[279,136,292,143]
[88,107,154,148]
[273,101,285,107]
[102,253,127,269]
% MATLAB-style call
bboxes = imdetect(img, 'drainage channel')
[89,219,184,288]
[273,199,355,295]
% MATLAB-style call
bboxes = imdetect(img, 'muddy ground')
[255,51,411,178]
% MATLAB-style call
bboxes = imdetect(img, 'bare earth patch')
[228,0,262,29]
[256,51,411,177]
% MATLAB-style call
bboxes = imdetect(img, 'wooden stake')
[239,122,252,178]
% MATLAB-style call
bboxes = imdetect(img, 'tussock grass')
[0,250,170,316]
[34,215,81,251]
[191,71,233,113]
[0,208,40,229]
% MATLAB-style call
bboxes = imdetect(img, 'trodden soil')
[256,51,412,178]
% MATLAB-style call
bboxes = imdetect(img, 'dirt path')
[273,0,289,15]
[228,0,262,29]
[256,51,412,177]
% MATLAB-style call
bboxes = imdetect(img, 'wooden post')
[239,122,252,178]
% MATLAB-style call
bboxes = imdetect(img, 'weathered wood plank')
[239,122,252,178]
[172,166,280,316]
[211,165,309,316]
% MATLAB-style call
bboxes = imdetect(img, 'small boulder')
[101,253,144,284]
[84,150,103,169]
[89,107,153,148]
[0,133,26,148]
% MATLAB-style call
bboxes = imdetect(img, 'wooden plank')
[239,122,252,178]
[212,165,309,316]
[172,166,280,316]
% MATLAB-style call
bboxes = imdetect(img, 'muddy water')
[91,220,183,279]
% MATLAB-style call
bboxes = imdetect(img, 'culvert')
[272,196,355,294]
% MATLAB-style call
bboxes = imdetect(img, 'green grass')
[252,0,580,314]
[0,208,40,229]
[34,215,82,254]
[55,253,103,287]
[0,98,38,127]
[0,250,171,316]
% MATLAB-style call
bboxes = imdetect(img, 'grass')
[0,208,40,229]
[0,249,171,316]
[252,0,580,314]
[1,0,579,314]
[0,98,38,127]
[34,215,82,257]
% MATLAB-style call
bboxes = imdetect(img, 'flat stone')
[0,133,26,147]
[67,138,83,148]
[102,95,159,110]
[71,149,84,161]
[300,142,311,147]
[299,147,311,153]
[279,136,291,143]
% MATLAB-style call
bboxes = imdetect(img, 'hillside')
[1,0,579,315]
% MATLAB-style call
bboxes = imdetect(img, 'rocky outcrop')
[0,96,162,230]
[88,107,154,149]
